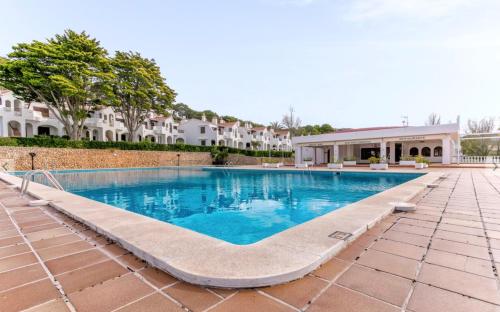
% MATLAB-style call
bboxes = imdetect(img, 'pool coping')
[0,169,442,288]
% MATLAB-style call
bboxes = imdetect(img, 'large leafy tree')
[111,51,176,142]
[0,30,113,139]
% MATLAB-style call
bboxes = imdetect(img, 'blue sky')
[1,0,500,129]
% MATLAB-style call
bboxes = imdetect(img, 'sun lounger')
[263,163,283,168]
[295,163,308,168]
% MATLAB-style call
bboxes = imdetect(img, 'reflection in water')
[24,168,421,245]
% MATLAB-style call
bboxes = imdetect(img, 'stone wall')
[0,146,294,171]
[0,147,212,170]
[227,154,295,166]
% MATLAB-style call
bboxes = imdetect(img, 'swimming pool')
[22,168,421,244]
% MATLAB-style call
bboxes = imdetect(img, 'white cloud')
[346,0,474,21]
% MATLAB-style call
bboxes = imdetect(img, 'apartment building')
[0,90,293,151]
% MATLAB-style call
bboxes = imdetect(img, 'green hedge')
[0,136,293,158]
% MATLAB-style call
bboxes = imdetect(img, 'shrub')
[415,156,429,164]
[0,136,293,158]
[400,156,415,161]
[210,147,229,165]
[368,156,380,164]
[0,137,19,146]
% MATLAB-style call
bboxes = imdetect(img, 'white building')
[0,89,186,144]
[0,89,64,138]
[178,115,293,151]
[292,123,461,165]
[0,89,293,151]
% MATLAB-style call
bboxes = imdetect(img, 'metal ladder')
[20,170,64,196]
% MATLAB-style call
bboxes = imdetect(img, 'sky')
[1,0,500,129]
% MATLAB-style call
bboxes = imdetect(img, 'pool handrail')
[20,170,64,196]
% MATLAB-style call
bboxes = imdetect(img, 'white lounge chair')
[263,162,283,168]
[295,163,308,168]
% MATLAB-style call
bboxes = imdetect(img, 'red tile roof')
[251,127,267,131]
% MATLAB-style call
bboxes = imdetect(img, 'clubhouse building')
[292,122,461,165]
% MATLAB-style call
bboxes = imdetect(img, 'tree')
[251,140,261,149]
[269,121,283,131]
[319,123,334,133]
[467,117,495,134]
[0,30,113,139]
[282,106,301,137]
[111,51,176,142]
[426,113,441,126]
[461,117,496,156]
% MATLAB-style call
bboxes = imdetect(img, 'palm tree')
[269,121,284,131]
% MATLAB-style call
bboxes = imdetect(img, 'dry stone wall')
[0,147,212,170]
[0,147,294,171]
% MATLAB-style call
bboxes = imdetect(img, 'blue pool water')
[20,168,421,244]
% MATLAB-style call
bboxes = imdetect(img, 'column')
[333,145,339,162]
[379,140,387,160]
[295,146,302,164]
[20,122,26,137]
[442,136,451,164]
[389,142,396,164]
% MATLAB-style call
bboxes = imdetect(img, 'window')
[409,147,419,156]
[5,100,11,108]
[200,126,206,134]
[200,140,206,146]
[421,147,431,157]
[211,140,216,146]
[14,99,21,112]
[434,146,442,157]
[0,97,2,105]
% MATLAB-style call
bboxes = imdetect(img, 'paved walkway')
[0,169,499,311]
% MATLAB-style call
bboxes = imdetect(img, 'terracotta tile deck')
[0,169,499,311]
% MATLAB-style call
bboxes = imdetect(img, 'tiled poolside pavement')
[0,169,499,311]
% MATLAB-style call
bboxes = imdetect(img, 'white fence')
[454,156,500,164]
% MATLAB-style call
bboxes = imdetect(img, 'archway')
[238,142,243,149]
[167,136,173,144]
[409,147,419,156]
[218,140,225,146]
[421,147,431,157]
[92,129,98,141]
[433,146,442,157]
[7,121,21,137]
[25,123,34,137]
[105,130,114,142]
[176,138,184,144]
